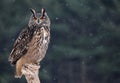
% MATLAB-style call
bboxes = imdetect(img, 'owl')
[8,8,50,78]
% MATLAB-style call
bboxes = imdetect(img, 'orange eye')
[33,17,37,20]
[40,16,45,19]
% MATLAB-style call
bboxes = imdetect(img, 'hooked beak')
[36,19,41,25]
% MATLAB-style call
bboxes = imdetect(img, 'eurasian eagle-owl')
[8,8,50,78]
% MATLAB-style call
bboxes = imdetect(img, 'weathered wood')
[22,64,40,83]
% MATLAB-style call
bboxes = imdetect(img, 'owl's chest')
[26,27,50,62]
[33,27,50,47]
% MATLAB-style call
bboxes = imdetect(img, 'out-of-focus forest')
[0,0,120,83]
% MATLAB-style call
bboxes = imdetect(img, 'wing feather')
[8,25,36,65]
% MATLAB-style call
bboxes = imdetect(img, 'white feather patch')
[41,27,48,44]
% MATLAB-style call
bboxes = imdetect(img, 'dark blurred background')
[0,0,120,83]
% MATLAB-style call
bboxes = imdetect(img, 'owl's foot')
[15,74,22,78]
[14,72,22,78]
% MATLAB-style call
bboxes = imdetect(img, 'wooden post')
[22,64,40,83]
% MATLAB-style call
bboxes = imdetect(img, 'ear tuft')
[40,8,46,19]
[30,8,36,17]
[41,8,45,14]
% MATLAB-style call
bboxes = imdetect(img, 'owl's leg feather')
[15,57,26,78]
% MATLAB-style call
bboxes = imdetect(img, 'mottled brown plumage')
[8,8,50,78]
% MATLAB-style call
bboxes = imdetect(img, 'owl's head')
[28,8,50,27]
